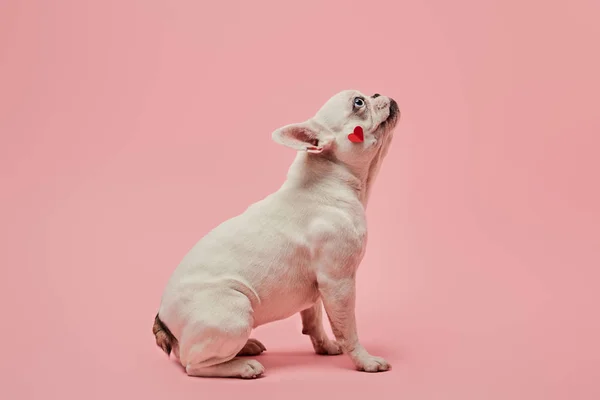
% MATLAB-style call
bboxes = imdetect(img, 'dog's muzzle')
[376,98,399,132]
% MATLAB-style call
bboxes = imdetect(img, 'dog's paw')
[239,359,265,379]
[314,339,343,356]
[237,338,267,357]
[355,355,391,372]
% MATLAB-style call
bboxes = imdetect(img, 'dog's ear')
[272,120,333,154]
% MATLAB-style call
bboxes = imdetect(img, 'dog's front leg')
[300,299,343,355]
[318,274,390,372]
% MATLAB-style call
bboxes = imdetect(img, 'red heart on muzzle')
[348,126,364,143]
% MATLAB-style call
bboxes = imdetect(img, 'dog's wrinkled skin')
[155,90,400,379]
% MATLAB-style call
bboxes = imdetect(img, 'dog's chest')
[249,202,367,326]
[311,202,368,256]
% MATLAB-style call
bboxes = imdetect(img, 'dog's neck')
[280,152,377,208]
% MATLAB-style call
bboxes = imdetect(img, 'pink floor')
[2,1,599,399]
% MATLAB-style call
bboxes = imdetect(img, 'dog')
[153,90,400,378]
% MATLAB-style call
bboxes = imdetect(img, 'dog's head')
[272,90,400,169]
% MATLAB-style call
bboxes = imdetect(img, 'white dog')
[153,90,400,378]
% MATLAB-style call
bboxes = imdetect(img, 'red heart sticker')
[348,126,364,143]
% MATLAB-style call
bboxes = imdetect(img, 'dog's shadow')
[256,350,352,371]
[169,345,399,374]
[256,344,398,371]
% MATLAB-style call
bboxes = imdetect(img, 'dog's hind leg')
[182,326,264,379]
[178,290,264,379]
[186,358,264,379]
[236,338,267,356]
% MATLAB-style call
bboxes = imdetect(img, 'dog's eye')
[353,97,365,108]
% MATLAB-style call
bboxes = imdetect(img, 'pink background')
[1,0,599,399]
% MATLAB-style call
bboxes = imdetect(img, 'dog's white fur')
[157,90,399,378]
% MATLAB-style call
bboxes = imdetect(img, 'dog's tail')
[152,313,178,356]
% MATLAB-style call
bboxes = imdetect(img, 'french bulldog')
[153,90,400,378]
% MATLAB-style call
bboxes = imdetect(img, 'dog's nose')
[372,93,381,98]
[389,99,399,118]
